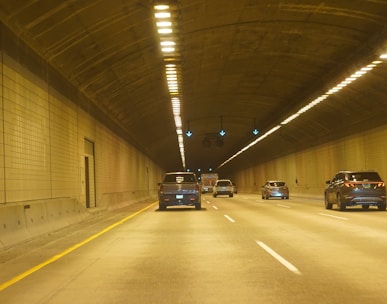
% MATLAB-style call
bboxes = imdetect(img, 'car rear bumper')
[270,192,288,196]
[215,191,232,195]
[159,195,200,206]
[344,196,386,205]
[266,191,289,197]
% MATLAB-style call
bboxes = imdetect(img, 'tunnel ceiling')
[1,1,387,174]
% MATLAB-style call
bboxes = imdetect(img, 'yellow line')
[0,202,157,291]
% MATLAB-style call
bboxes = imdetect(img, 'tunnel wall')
[0,24,163,248]
[234,124,387,198]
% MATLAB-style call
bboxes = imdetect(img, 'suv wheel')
[324,195,332,209]
[337,195,346,211]
[195,203,201,210]
[159,203,166,211]
[378,201,386,211]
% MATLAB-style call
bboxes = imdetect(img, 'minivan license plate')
[176,194,183,199]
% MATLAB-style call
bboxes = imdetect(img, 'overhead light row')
[154,4,186,169]
[218,53,387,169]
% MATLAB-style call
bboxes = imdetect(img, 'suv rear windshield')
[217,181,231,186]
[345,172,381,181]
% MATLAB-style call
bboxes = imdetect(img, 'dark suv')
[324,171,386,211]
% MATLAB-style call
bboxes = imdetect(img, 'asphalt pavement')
[1,194,387,303]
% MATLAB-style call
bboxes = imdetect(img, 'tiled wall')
[234,125,387,196]
[2,64,52,202]
[0,55,163,208]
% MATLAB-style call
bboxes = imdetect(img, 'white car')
[213,179,233,197]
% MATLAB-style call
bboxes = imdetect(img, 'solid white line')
[277,204,290,208]
[212,206,218,210]
[256,241,301,275]
[224,214,235,223]
[319,213,348,220]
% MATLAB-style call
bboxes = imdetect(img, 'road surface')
[1,194,387,303]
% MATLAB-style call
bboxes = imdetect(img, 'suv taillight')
[344,181,385,188]
[344,182,355,188]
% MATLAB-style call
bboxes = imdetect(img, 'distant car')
[261,181,289,199]
[324,170,386,211]
[213,179,233,197]
[232,182,237,194]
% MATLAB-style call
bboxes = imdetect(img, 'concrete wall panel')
[235,124,387,197]
[0,203,28,248]
[0,32,163,246]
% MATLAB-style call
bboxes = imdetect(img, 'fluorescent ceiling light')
[158,28,172,34]
[174,116,182,127]
[162,47,175,53]
[157,21,172,27]
[154,5,169,10]
[161,41,175,46]
[155,12,170,18]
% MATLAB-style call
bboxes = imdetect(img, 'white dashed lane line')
[216,202,300,275]
[256,241,302,275]
[318,212,348,220]
[276,204,290,208]
[224,214,235,223]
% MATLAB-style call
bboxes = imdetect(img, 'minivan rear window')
[164,174,196,183]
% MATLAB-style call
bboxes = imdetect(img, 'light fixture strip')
[154,4,186,169]
[218,53,387,169]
